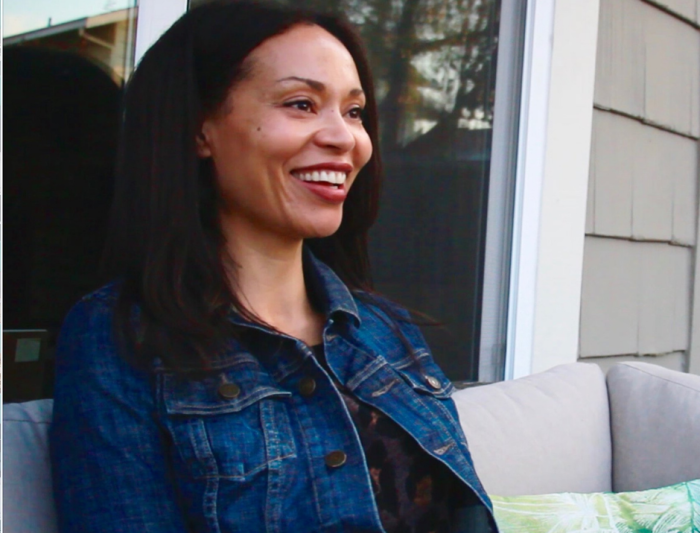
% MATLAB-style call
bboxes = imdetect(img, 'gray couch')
[452,361,700,496]
[4,361,700,532]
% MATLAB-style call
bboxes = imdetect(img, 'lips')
[290,163,353,202]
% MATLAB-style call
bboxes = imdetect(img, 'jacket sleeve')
[49,296,189,533]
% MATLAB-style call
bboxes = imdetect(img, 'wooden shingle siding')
[649,0,700,24]
[595,0,647,119]
[595,0,700,137]
[580,238,640,357]
[589,111,635,237]
[637,242,692,354]
[576,352,687,372]
[587,110,697,244]
[580,0,699,370]
[670,136,698,245]
[644,6,700,137]
[580,237,692,358]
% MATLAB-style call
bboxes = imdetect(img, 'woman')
[49,2,497,532]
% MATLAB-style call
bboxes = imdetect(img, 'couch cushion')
[608,362,700,492]
[3,399,57,533]
[452,363,611,496]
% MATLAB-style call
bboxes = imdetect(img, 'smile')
[292,170,347,187]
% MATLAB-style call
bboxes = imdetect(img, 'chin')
[299,218,343,240]
[296,210,344,239]
[304,225,342,240]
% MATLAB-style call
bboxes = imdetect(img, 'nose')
[313,111,356,152]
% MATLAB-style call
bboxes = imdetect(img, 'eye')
[347,106,365,121]
[284,99,314,112]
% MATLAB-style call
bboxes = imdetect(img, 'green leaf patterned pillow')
[491,479,700,533]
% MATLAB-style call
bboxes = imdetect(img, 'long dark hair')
[104,0,383,370]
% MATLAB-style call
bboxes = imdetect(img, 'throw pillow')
[491,479,700,532]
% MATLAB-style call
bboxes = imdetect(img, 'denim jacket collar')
[228,246,361,330]
[302,247,361,326]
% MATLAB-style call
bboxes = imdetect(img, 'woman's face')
[197,23,373,244]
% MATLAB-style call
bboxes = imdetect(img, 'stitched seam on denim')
[345,357,386,391]
[203,475,221,533]
[271,357,305,383]
[193,453,297,480]
[157,353,258,373]
[167,389,291,414]
[262,400,284,533]
[188,419,220,479]
[290,395,325,524]
[434,441,456,455]
[392,349,430,370]
[370,378,400,397]
[391,365,453,397]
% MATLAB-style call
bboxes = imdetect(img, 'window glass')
[190,0,503,383]
[3,1,138,402]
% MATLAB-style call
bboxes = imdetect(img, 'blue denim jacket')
[50,252,497,533]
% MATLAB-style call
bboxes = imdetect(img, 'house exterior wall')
[579,0,700,373]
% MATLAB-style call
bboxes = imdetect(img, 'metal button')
[324,450,347,468]
[298,377,317,397]
[426,375,442,390]
[218,383,241,399]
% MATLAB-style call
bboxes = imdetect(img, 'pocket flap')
[393,349,455,398]
[162,354,291,416]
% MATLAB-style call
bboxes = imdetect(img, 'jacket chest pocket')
[161,362,296,481]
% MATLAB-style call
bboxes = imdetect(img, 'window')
[3,0,139,402]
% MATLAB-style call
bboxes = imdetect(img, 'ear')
[196,123,213,158]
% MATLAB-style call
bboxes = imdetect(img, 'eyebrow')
[276,76,364,97]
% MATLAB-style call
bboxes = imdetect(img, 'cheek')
[357,131,373,168]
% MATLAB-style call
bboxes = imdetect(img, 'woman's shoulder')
[350,291,454,394]
[352,290,414,329]
[56,280,149,377]
[350,291,428,351]
[77,280,122,307]
[59,281,124,345]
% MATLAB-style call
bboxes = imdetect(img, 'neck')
[221,216,324,345]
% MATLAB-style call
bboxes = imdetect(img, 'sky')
[4,0,135,37]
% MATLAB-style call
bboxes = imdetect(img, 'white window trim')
[506,0,600,379]
[134,0,189,66]
[503,0,555,380]
[478,0,528,384]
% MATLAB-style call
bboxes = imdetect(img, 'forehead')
[244,24,361,85]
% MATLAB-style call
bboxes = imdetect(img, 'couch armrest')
[3,399,58,533]
[453,363,612,496]
[608,362,700,492]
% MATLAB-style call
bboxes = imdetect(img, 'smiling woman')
[48,2,498,532]
[196,24,373,257]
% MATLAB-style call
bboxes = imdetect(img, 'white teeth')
[294,170,347,185]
